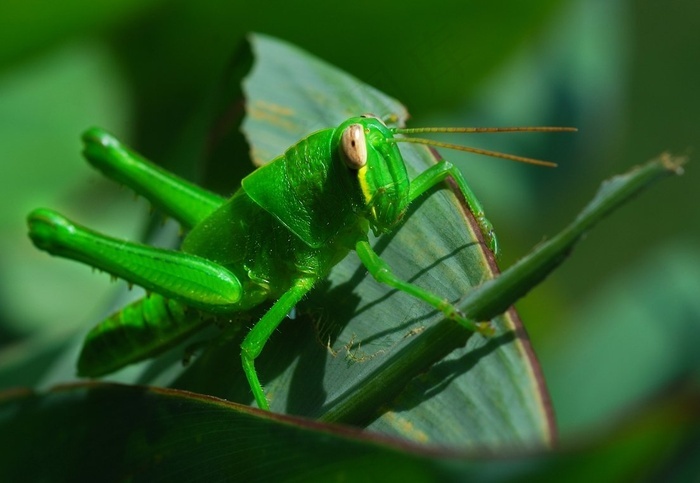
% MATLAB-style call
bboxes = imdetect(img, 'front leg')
[355,240,493,336]
[409,160,498,256]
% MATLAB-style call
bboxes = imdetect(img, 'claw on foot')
[476,322,495,337]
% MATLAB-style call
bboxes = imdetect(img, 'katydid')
[27,114,573,410]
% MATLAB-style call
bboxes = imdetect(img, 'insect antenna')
[389,126,577,167]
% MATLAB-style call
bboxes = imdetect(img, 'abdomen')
[181,189,321,307]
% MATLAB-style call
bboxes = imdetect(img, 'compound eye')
[341,123,367,169]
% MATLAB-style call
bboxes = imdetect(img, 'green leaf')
[0,383,460,481]
[0,382,698,481]
[172,34,554,447]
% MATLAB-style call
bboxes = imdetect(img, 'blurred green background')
[0,0,698,444]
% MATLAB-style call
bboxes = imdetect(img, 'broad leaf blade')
[0,382,697,481]
[0,383,459,481]
[236,34,553,446]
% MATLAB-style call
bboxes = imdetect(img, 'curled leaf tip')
[658,152,687,175]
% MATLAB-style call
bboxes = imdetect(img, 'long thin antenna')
[393,126,577,134]
[389,137,559,167]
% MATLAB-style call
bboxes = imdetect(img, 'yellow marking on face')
[357,165,373,204]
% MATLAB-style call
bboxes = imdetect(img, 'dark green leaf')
[173,34,555,448]
[0,382,697,481]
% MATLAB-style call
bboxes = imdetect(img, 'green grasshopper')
[27,114,571,410]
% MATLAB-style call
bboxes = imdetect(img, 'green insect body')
[27,114,563,410]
